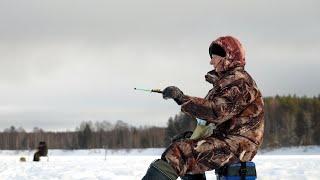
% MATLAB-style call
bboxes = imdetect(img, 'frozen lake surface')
[0,146,320,180]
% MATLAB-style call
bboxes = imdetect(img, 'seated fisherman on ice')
[142,36,264,180]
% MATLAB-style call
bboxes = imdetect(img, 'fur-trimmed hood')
[209,36,246,72]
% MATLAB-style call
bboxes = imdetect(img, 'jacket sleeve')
[181,81,256,124]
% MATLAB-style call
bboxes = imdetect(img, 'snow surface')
[0,146,320,180]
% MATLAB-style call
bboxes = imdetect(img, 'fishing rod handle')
[151,89,163,94]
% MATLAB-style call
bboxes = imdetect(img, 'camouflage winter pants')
[161,136,241,176]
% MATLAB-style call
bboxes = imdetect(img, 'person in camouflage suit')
[142,36,264,180]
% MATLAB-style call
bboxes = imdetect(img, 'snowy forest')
[1,95,319,150]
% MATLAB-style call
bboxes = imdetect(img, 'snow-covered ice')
[0,146,320,180]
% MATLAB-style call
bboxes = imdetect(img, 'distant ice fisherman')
[33,141,48,161]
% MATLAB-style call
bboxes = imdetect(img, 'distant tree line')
[0,95,319,150]
[262,95,320,148]
[0,121,165,150]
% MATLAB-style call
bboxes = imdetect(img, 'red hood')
[209,36,246,72]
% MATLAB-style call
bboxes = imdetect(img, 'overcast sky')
[0,0,319,131]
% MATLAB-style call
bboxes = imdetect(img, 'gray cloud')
[0,0,319,130]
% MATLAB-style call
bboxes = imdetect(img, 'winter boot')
[180,173,206,180]
[142,159,178,180]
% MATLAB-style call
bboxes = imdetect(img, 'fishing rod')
[134,88,163,94]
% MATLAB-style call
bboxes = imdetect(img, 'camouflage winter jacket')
[180,36,264,156]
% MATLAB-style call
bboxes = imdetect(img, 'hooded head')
[209,36,246,72]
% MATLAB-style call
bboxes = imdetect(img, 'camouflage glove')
[190,118,216,140]
[162,86,185,105]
